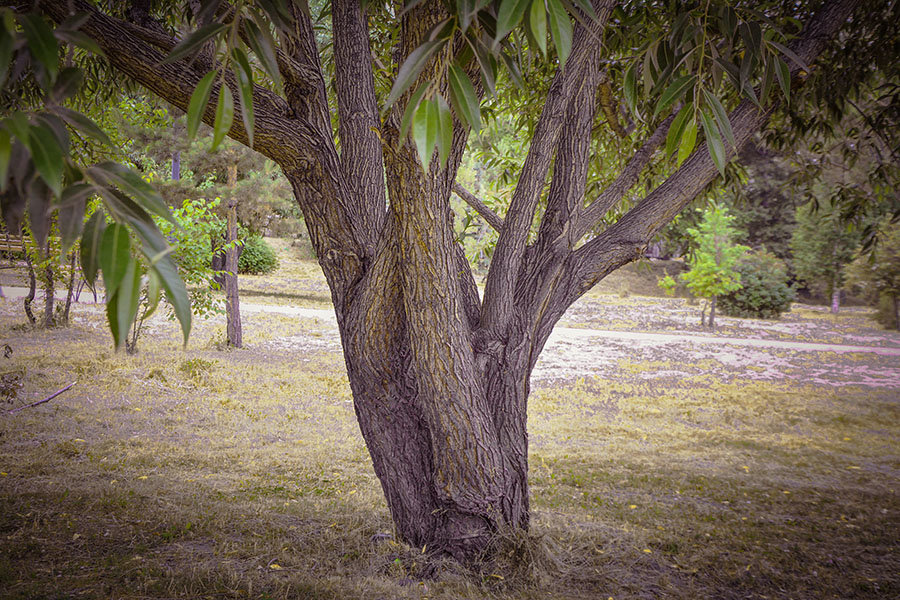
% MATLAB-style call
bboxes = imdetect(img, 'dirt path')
[238,301,900,390]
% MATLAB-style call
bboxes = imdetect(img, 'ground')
[0,239,897,599]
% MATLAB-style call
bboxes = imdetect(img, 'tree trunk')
[171,150,181,180]
[709,295,717,329]
[42,240,55,329]
[831,286,841,314]
[62,250,77,325]
[225,162,242,348]
[23,254,36,326]
[36,0,859,566]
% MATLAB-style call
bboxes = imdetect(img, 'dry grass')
[0,242,898,599]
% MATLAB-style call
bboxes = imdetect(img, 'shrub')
[238,234,279,275]
[719,250,795,319]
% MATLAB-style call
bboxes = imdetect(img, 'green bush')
[238,234,279,275]
[719,250,795,319]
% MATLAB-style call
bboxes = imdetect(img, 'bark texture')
[39,0,861,563]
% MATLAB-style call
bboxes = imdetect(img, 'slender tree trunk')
[831,286,841,314]
[709,295,717,328]
[171,150,181,180]
[23,254,36,326]
[42,262,55,328]
[225,162,242,348]
[62,250,77,325]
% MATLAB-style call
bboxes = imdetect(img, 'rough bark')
[37,0,861,565]
[225,163,242,348]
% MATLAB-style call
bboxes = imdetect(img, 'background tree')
[680,204,749,327]
[790,198,862,313]
[847,218,900,329]
[3,0,878,563]
[718,249,795,319]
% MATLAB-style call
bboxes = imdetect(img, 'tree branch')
[452,182,504,232]
[332,0,387,249]
[573,113,673,240]
[6,382,76,414]
[569,0,861,301]
[480,0,615,337]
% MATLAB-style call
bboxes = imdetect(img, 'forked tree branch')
[480,0,615,336]
[573,113,674,240]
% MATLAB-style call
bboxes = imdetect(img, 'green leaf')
[447,63,481,132]
[567,0,598,21]
[100,223,131,297]
[774,56,790,105]
[623,63,637,113]
[384,39,445,110]
[56,107,112,146]
[677,117,697,167]
[57,184,92,254]
[528,0,547,57]
[666,104,692,159]
[244,16,282,90]
[106,289,121,350]
[53,29,104,56]
[187,70,217,140]
[413,98,438,169]
[400,84,428,142]
[653,74,695,117]
[699,108,726,177]
[0,21,15,87]
[547,0,573,66]
[767,40,809,72]
[469,36,498,94]
[113,257,142,351]
[152,255,191,345]
[211,81,234,152]
[702,89,735,150]
[80,210,106,289]
[88,162,174,225]
[142,269,162,321]
[496,0,530,42]
[760,57,774,105]
[159,23,226,65]
[20,14,58,85]
[51,67,83,102]
[436,95,453,167]
[232,47,255,148]
[27,123,64,197]
[456,0,478,31]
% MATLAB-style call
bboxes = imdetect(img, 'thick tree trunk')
[38,0,860,567]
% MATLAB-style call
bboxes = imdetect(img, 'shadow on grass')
[239,288,333,306]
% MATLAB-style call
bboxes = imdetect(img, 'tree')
[790,199,862,312]
[847,219,900,329]
[680,204,749,327]
[3,0,872,563]
[718,249,795,319]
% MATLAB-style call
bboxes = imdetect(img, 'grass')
[0,241,898,599]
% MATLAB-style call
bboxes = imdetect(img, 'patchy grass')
[0,241,898,599]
